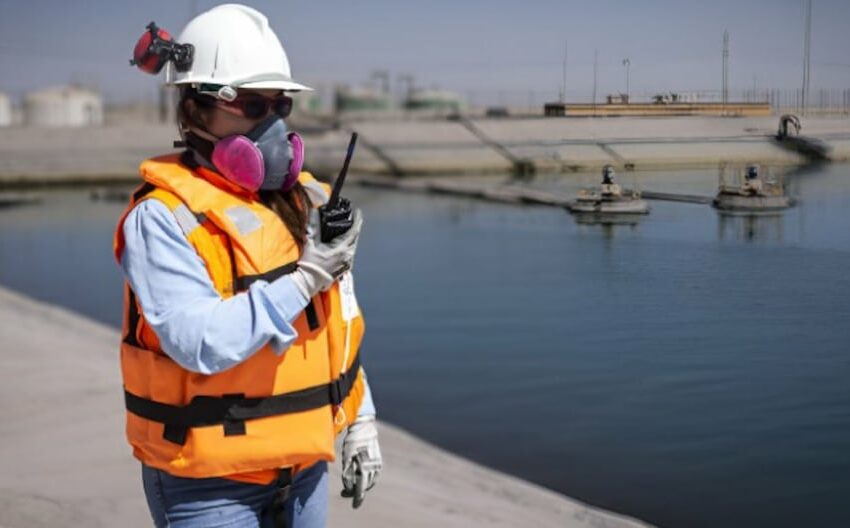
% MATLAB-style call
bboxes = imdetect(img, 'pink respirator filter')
[283,132,305,192]
[211,135,265,192]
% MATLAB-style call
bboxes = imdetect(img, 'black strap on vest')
[124,289,142,348]
[236,262,321,332]
[122,185,154,350]
[125,354,361,446]
[236,262,298,291]
[304,302,320,331]
[133,182,156,203]
[124,184,151,348]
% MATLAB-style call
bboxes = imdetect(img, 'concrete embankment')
[0,286,651,528]
[1,115,848,185]
[311,115,850,176]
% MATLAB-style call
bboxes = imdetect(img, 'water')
[2,166,849,527]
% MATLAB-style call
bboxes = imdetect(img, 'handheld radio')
[319,132,358,243]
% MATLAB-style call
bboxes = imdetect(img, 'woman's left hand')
[340,415,382,508]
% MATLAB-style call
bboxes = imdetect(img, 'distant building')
[335,86,393,113]
[404,90,465,115]
[292,90,323,115]
[24,85,103,127]
[0,92,12,127]
[544,99,771,118]
[606,93,630,104]
[652,92,701,104]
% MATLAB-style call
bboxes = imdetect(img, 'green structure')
[404,90,465,113]
[335,87,393,113]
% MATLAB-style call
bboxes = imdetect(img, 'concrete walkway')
[0,286,651,528]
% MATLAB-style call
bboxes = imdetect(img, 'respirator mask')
[199,114,305,193]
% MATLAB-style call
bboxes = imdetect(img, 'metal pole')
[371,71,390,94]
[722,30,729,114]
[397,74,415,100]
[622,58,631,101]
[561,41,568,103]
[802,0,812,115]
[592,49,598,114]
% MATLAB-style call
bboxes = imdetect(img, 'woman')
[114,5,381,527]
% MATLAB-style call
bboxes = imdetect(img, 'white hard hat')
[172,4,311,92]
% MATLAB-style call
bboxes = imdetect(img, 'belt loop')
[271,467,293,528]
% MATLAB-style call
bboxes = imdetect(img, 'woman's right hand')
[290,208,363,299]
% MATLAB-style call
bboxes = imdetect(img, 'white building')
[24,86,103,127]
[0,92,12,127]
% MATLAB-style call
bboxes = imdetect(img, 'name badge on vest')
[338,271,359,322]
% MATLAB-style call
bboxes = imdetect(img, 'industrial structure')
[335,86,393,113]
[404,90,466,114]
[292,89,322,115]
[23,86,103,127]
[0,92,12,127]
[543,100,771,117]
[334,83,466,117]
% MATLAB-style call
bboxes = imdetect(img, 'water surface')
[1,166,849,527]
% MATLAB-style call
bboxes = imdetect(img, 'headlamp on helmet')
[130,22,194,75]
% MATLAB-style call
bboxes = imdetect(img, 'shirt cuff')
[357,371,377,417]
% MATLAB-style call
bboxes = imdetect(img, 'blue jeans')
[142,462,328,528]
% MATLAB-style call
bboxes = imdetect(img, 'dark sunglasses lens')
[273,97,293,118]
[241,97,270,119]
[192,93,216,108]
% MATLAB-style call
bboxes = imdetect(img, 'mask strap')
[182,126,218,168]
[186,124,221,143]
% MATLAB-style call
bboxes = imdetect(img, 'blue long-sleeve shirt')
[119,198,375,417]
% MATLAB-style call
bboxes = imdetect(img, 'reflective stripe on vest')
[172,204,205,236]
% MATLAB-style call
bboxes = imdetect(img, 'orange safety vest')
[113,153,366,480]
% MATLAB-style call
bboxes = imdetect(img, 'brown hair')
[258,188,311,252]
[176,87,311,252]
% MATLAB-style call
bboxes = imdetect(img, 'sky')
[0,0,848,104]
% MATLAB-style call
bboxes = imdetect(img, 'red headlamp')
[130,22,194,75]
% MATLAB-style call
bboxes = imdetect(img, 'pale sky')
[1,0,848,104]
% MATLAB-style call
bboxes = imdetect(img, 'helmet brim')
[172,78,313,92]
[239,79,313,92]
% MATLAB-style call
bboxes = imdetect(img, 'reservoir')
[1,165,848,528]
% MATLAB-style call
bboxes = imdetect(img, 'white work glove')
[291,208,363,299]
[341,415,382,509]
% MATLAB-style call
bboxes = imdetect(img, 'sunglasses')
[192,91,293,120]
